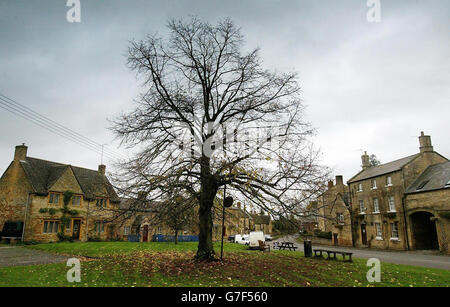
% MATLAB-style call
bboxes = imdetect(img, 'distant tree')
[369,154,381,167]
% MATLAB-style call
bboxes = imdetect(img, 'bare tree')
[112,17,329,261]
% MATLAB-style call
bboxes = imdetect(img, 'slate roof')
[348,154,420,183]
[19,157,119,202]
[405,161,450,194]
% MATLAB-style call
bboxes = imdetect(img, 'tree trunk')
[195,156,218,261]
[175,229,179,245]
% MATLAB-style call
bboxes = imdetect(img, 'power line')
[0,93,126,159]
[0,94,125,162]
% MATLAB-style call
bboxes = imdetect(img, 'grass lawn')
[0,242,448,287]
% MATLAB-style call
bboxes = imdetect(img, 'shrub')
[57,232,73,242]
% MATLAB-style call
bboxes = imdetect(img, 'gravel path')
[0,246,69,267]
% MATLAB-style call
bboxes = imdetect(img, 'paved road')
[275,235,450,271]
[0,246,69,267]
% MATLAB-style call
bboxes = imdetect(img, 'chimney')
[327,180,334,189]
[14,143,27,162]
[419,131,433,153]
[361,151,370,170]
[335,175,344,186]
[98,164,106,175]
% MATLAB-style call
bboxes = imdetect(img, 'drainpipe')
[85,200,90,241]
[21,193,32,242]
[401,195,410,251]
[401,170,410,251]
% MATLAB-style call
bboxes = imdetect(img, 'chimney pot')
[361,151,370,170]
[98,164,106,175]
[419,132,433,153]
[335,175,344,186]
[328,180,334,189]
[14,144,28,162]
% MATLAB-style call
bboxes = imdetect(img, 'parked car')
[249,231,265,249]
[234,234,242,243]
[228,235,235,242]
[242,234,249,245]
[264,234,273,241]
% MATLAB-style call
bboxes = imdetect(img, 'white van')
[235,234,249,245]
[249,231,265,249]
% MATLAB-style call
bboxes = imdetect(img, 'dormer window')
[49,192,60,205]
[72,195,82,206]
[416,180,430,190]
[96,198,107,208]
[386,176,392,186]
[371,179,377,189]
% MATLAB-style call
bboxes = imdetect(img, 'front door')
[143,225,148,242]
[72,219,81,240]
[333,233,339,246]
[361,224,367,245]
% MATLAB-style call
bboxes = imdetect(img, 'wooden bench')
[313,249,353,262]
[258,240,270,252]
[278,242,298,251]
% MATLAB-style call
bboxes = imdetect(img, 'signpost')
[220,184,234,260]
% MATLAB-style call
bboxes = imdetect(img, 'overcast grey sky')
[0,0,449,182]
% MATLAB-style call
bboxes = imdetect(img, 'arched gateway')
[410,211,439,250]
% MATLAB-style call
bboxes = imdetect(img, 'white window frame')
[375,223,382,240]
[373,198,380,213]
[337,213,344,223]
[359,200,365,214]
[388,196,396,212]
[124,226,130,235]
[357,183,363,192]
[371,179,377,189]
[386,176,393,186]
[390,222,399,240]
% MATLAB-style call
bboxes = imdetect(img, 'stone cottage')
[347,132,448,252]
[0,144,120,242]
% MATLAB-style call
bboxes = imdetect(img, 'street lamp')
[220,184,234,260]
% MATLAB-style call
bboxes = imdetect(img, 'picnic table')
[313,248,353,262]
[278,241,298,251]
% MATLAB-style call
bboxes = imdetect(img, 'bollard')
[304,240,312,257]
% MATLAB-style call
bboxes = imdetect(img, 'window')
[96,198,106,208]
[124,226,130,235]
[386,176,392,186]
[357,183,363,192]
[371,179,377,189]
[388,196,396,212]
[416,180,430,190]
[375,223,382,238]
[336,213,344,223]
[391,222,399,239]
[157,226,162,234]
[94,221,104,233]
[43,220,59,234]
[359,200,365,213]
[49,193,60,205]
[65,220,71,232]
[373,198,380,213]
[72,195,81,206]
